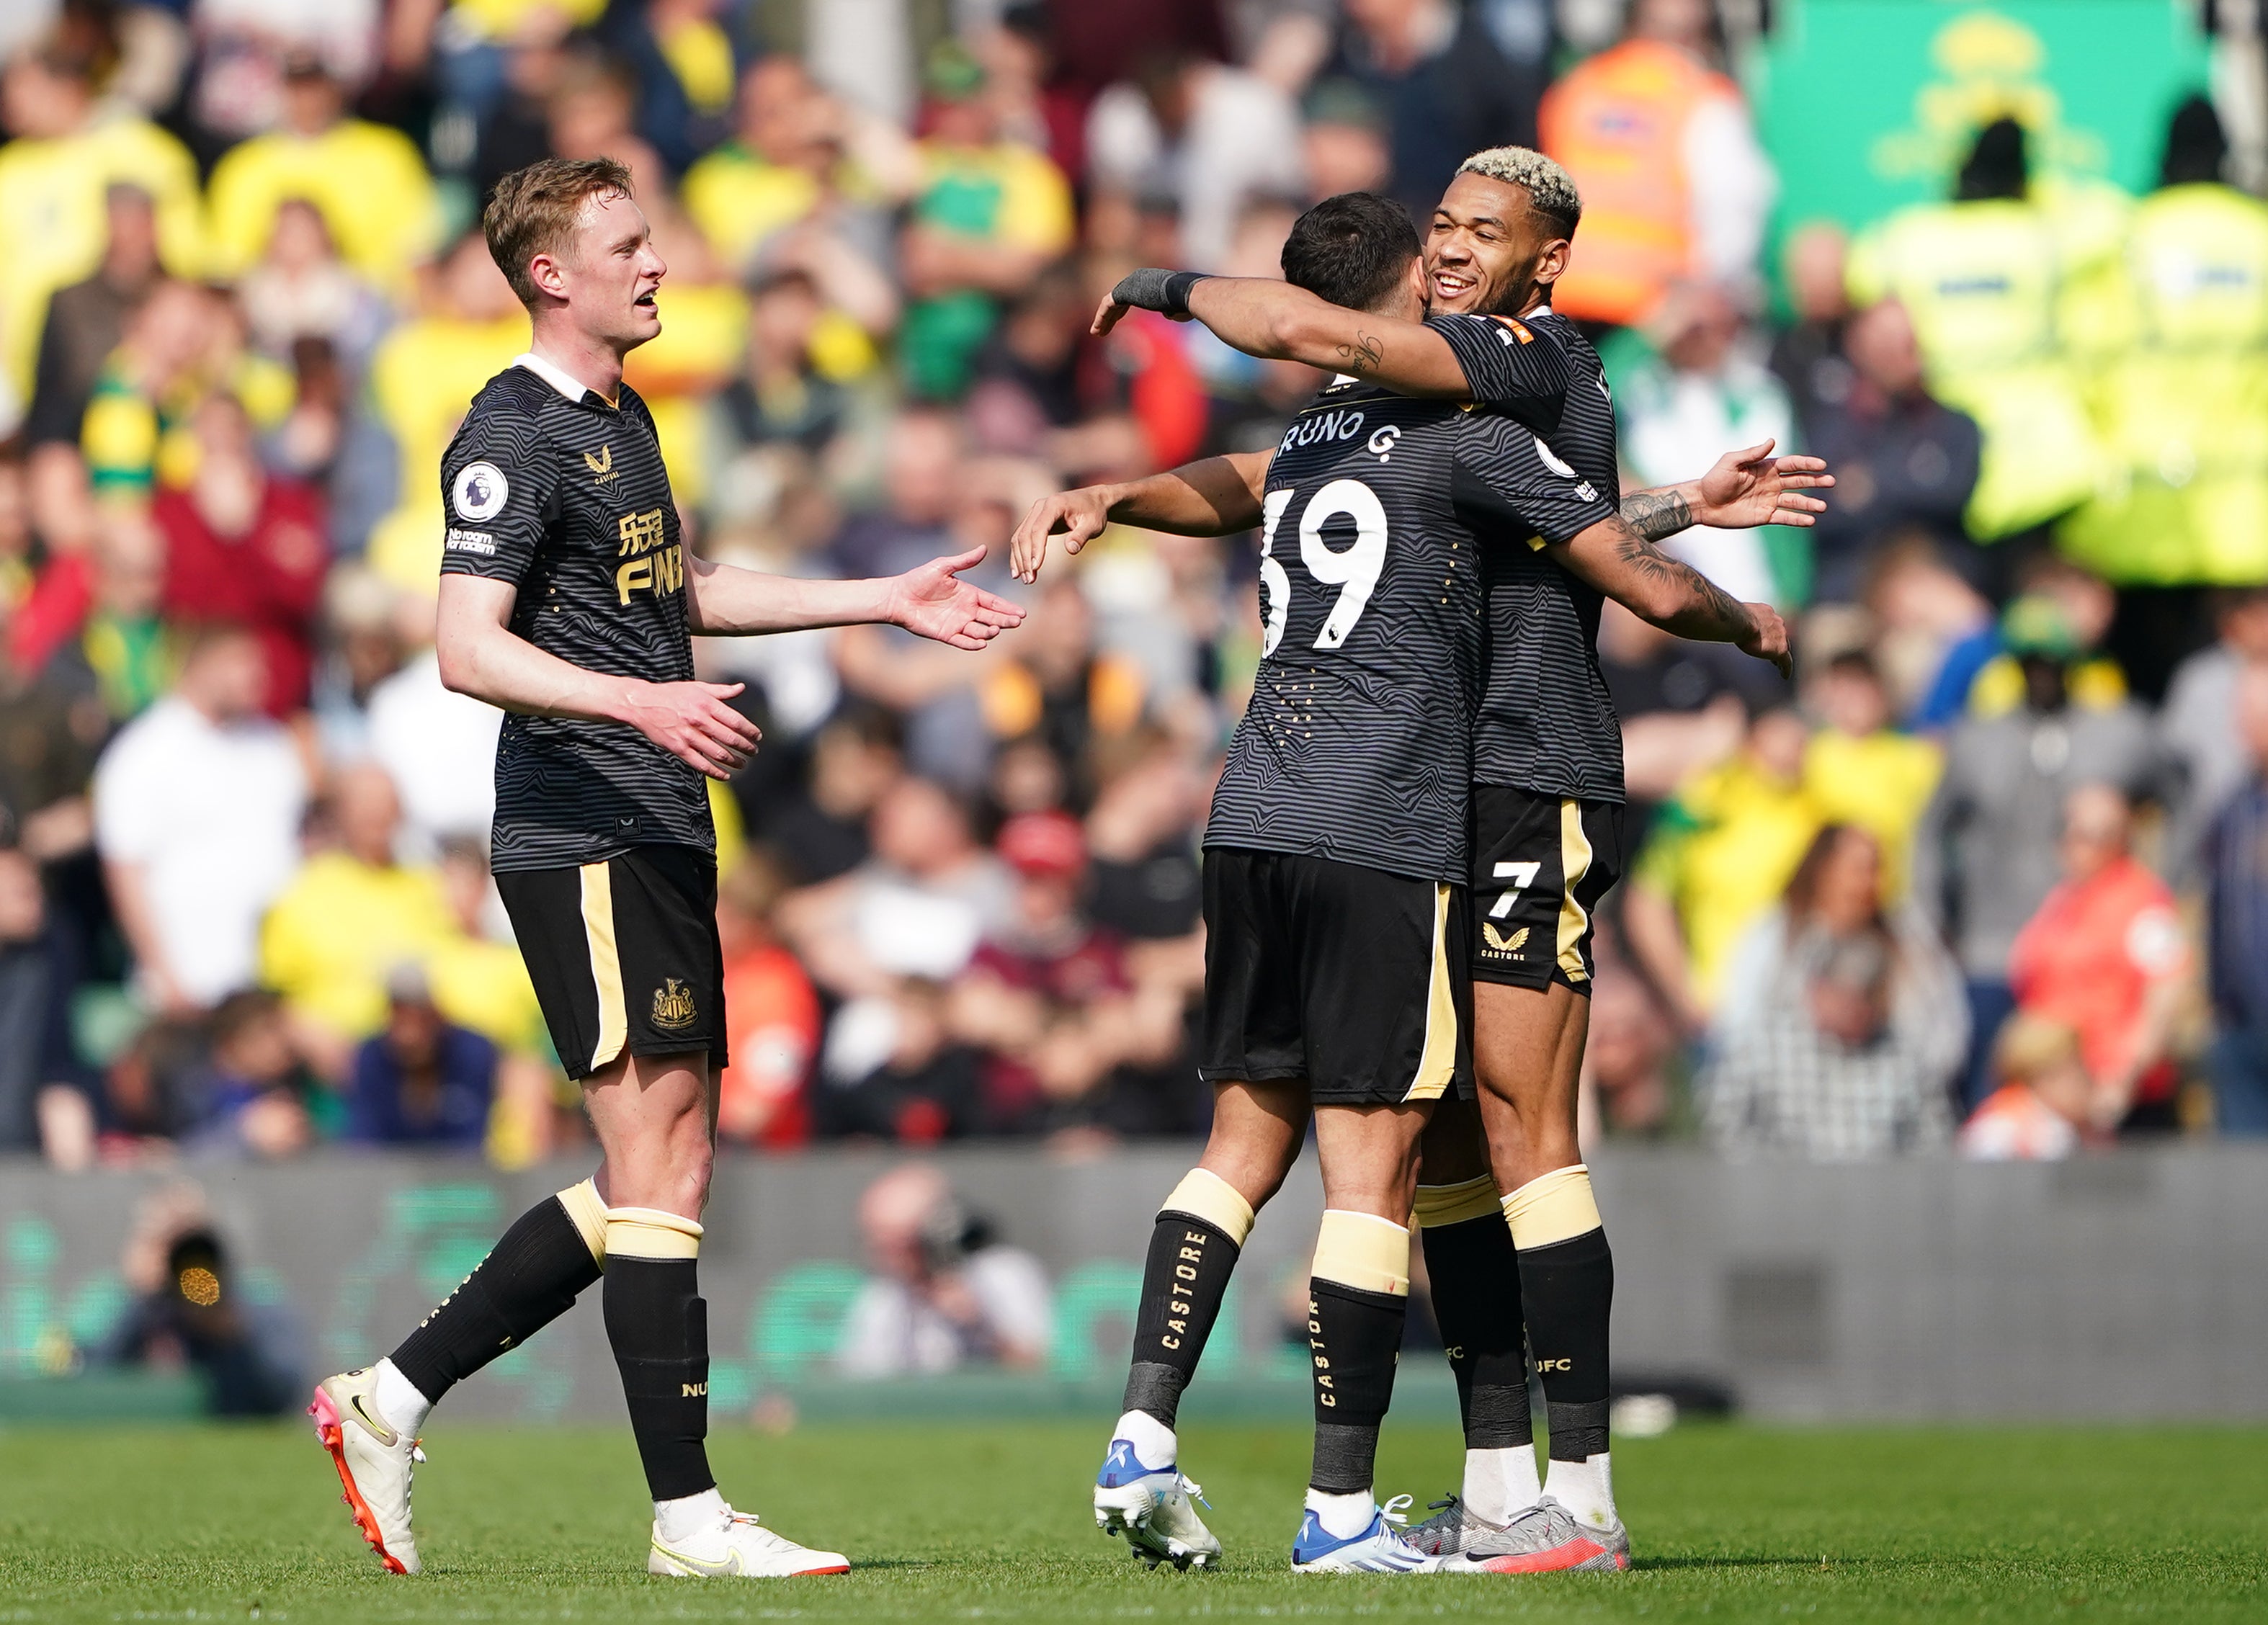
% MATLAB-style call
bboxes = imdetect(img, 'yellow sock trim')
[1501,1165,1602,1250]
[1160,1168,1256,1247]
[1414,1175,1501,1230]
[604,1207,704,1261]
[556,1179,609,1268]
[1312,1209,1411,1297]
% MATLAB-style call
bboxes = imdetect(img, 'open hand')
[1695,439,1834,529]
[1009,486,1117,583]
[1737,601,1795,681]
[620,679,762,779]
[888,546,1027,650]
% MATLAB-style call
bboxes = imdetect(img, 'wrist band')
[1111,268,1210,318]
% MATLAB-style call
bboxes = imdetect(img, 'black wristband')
[1111,268,1210,318]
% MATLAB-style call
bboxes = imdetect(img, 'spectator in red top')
[714,852,821,1152]
[156,393,327,715]
[2007,784,2192,1134]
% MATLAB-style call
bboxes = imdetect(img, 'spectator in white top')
[837,1163,1053,1376]
[365,642,503,855]
[94,625,307,1012]
[1086,49,1306,269]
[2161,586,2268,877]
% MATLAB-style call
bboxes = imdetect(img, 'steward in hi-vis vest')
[1847,118,2112,540]
[2061,97,2268,586]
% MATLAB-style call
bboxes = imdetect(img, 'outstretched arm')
[1622,440,1834,542]
[1009,452,1271,583]
[1550,513,1792,679]
[685,545,1025,650]
[1096,272,1478,396]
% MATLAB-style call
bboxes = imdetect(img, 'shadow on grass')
[1634,1555,1839,1572]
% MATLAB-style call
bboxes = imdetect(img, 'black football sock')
[1504,1166,1614,1468]
[1120,1168,1254,1431]
[1414,1178,1532,1452]
[604,1208,715,1502]
[388,1179,607,1405]
[1305,1210,1411,1499]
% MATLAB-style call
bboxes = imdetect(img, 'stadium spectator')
[782,774,1012,998]
[2204,663,2268,1136]
[1914,597,2165,1111]
[2008,785,2191,1134]
[1701,824,1963,1160]
[715,851,822,1151]
[1538,0,1774,326]
[175,990,317,1160]
[343,964,499,1152]
[204,55,442,295]
[897,42,1075,399]
[1624,704,1823,1028]
[1329,0,1553,226]
[364,629,504,854]
[1794,298,1982,606]
[0,843,76,1155]
[838,1163,1053,1374]
[754,707,904,886]
[818,975,988,1142]
[1084,48,1305,270]
[258,762,455,1074]
[99,1219,300,1416]
[2162,586,2268,876]
[681,56,836,278]
[0,38,203,409]
[1958,1013,2092,1162]
[155,393,329,715]
[94,625,305,1013]
[1610,281,1798,606]
[22,182,159,455]
[1801,649,1941,897]
[1767,221,1851,424]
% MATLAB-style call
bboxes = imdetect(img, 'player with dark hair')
[307,157,1022,1582]
[1021,156,1817,1575]
[1049,188,1625,1575]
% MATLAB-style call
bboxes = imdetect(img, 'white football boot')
[647,1504,852,1577]
[1092,1438,1221,1570]
[1289,1495,1439,1575]
[308,1369,424,1575]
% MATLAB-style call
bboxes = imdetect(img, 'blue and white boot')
[1290,1495,1437,1574]
[1094,1438,1220,1570]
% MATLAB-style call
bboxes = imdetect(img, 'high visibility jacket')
[1848,197,2103,538]
[2060,182,2268,585]
[1539,39,1731,326]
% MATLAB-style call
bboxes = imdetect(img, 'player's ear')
[528,250,568,302]
[1534,236,1572,288]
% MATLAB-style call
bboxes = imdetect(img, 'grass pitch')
[1,1419,2262,1622]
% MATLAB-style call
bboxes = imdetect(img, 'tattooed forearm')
[1620,486,1694,542]
[1335,330,1385,375]
[1604,518,1754,637]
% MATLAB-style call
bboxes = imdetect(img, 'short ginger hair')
[482,156,636,308]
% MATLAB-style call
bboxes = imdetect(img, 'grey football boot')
[1437,1497,1630,1574]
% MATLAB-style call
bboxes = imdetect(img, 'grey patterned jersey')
[1429,309,1629,803]
[1205,377,1604,885]
[438,362,712,872]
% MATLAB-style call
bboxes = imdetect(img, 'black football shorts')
[496,844,728,1080]
[1468,788,1625,993]
[1198,847,1472,1105]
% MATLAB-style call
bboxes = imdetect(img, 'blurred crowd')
[1,0,2265,1171]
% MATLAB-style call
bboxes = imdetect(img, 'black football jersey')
[1429,309,1629,802]
[1205,377,1602,884]
[438,361,711,872]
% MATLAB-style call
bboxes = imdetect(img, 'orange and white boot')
[310,1368,424,1574]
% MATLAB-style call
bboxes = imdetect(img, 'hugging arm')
[1550,514,1792,678]
[1009,452,1272,582]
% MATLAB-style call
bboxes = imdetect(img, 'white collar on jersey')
[512,350,604,404]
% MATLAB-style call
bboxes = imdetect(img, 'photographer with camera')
[837,1163,1053,1376]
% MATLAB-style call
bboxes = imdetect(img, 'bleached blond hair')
[1455,146,1582,237]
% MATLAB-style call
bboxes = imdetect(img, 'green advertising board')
[1758,0,2213,235]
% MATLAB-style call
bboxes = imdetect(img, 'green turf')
[1,1420,2262,1622]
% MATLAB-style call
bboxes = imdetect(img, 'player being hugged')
[308,157,1022,1582]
